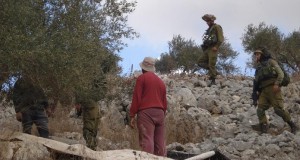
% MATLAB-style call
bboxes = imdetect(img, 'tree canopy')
[156,35,239,75]
[241,22,300,73]
[0,0,138,104]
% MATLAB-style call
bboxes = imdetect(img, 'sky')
[118,0,300,76]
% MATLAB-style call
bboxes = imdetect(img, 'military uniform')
[82,100,100,150]
[253,49,297,134]
[12,77,50,138]
[197,14,224,84]
[75,93,100,150]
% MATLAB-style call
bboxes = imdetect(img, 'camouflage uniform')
[12,77,50,138]
[197,14,224,83]
[75,73,106,150]
[253,49,297,134]
[76,96,100,150]
[82,100,100,150]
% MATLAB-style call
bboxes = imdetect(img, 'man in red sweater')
[130,57,167,156]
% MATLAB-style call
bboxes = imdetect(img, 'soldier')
[252,48,297,134]
[12,76,52,138]
[74,69,106,150]
[196,14,224,86]
[75,94,100,150]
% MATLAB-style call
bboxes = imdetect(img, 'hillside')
[1,74,300,160]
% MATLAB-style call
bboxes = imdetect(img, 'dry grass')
[48,105,82,135]
[291,72,300,82]
[98,121,140,150]
[1,101,206,159]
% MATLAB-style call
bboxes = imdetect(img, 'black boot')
[287,121,298,134]
[260,123,268,134]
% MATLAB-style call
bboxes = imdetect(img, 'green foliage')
[217,41,240,75]
[155,53,177,74]
[168,35,201,72]
[242,22,300,73]
[242,22,283,53]
[156,35,239,75]
[282,31,300,72]
[0,0,138,104]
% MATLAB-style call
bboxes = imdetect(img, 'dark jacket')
[12,77,48,113]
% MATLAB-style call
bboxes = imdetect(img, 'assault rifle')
[251,79,259,106]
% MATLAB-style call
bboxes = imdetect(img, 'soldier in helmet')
[252,48,298,134]
[196,14,224,86]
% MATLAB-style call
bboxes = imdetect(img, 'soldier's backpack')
[278,62,290,86]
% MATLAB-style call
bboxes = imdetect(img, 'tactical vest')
[255,59,290,87]
[255,60,277,82]
[202,24,222,47]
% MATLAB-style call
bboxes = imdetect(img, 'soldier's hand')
[16,112,22,122]
[273,84,280,93]
[212,46,218,51]
[130,117,136,129]
[74,104,82,117]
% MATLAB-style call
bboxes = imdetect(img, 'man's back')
[130,71,167,117]
[12,77,48,112]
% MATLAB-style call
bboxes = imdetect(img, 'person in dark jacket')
[12,76,51,138]
[253,48,297,134]
[130,57,167,156]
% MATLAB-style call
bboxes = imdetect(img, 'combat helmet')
[254,47,272,61]
[202,14,216,22]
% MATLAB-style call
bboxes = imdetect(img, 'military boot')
[260,123,268,134]
[287,121,298,134]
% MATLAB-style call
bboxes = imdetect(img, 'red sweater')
[130,72,167,118]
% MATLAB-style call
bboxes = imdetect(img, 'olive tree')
[242,22,300,73]
[0,0,138,104]
[156,35,239,75]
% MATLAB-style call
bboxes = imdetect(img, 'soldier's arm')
[269,59,284,85]
[215,25,224,48]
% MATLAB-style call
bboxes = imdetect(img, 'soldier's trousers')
[197,48,218,79]
[82,101,100,150]
[257,85,291,124]
[21,108,49,138]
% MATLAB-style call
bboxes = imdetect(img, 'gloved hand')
[16,112,22,122]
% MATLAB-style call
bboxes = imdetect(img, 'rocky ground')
[1,74,300,160]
